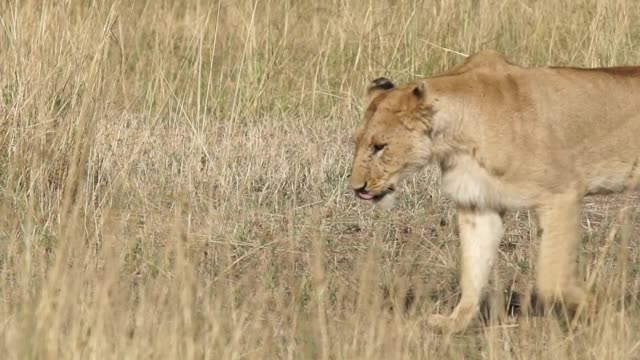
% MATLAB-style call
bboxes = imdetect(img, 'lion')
[349,49,640,333]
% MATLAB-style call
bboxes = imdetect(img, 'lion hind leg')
[534,191,591,320]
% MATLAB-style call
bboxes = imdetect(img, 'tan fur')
[349,50,640,333]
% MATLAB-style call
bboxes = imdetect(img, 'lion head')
[349,77,439,209]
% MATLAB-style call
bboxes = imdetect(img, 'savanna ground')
[1,0,640,359]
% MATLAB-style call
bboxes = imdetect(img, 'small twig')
[216,240,280,280]
[419,39,469,57]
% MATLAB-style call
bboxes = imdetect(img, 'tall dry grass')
[0,0,639,358]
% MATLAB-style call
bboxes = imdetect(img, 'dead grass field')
[1,0,640,358]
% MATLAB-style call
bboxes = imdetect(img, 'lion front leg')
[428,207,504,333]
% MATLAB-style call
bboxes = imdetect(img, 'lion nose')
[353,182,367,192]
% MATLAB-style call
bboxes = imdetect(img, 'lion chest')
[440,156,526,210]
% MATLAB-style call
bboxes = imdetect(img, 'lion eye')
[371,144,386,153]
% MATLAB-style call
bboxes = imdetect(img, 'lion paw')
[427,314,466,334]
[427,314,450,327]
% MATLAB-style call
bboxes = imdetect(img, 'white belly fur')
[441,156,528,210]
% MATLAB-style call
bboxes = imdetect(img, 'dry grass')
[1,0,640,358]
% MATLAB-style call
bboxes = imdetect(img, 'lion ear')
[365,77,395,103]
[369,77,395,92]
[412,81,425,99]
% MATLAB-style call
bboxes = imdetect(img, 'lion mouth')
[356,186,395,201]
[356,190,375,200]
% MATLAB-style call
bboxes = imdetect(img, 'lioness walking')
[349,50,640,333]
